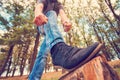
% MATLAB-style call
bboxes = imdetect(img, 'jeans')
[29,10,64,80]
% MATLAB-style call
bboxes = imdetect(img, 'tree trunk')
[59,55,119,80]
[100,5,120,37]
[104,32,119,57]
[20,41,30,76]
[104,0,120,36]
[92,24,111,61]
[111,37,120,58]
[67,32,73,45]
[105,0,120,22]
[0,45,14,76]
[6,56,12,77]
[30,32,40,72]
[12,45,22,77]
[112,41,120,58]
[80,28,89,46]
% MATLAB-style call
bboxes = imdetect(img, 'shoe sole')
[67,43,104,72]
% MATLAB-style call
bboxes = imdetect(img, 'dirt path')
[0,60,120,80]
[0,71,62,80]
[0,76,28,80]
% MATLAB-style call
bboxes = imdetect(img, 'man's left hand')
[63,21,72,32]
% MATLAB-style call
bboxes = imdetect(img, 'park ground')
[0,71,62,80]
[0,60,120,80]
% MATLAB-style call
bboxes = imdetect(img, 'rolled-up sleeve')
[58,2,63,10]
[54,2,64,14]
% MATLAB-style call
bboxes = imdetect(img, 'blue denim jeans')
[29,10,64,80]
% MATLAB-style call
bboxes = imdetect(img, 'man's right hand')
[33,14,48,26]
[33,3,48,26]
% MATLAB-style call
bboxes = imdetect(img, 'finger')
[64,25,72,32]
[34,14,48,26]
[38,19,43,26]
[45,16,48,21]
[40,17,46,24]
[33,16,41,26]
[65,28,70,32]
[41,16,48,24]
[34,18,39,26]
[66,23,72,28]
[35,20,40,26]
[37,17,44,26]
[38,16,46,25]
[44,18,48,23]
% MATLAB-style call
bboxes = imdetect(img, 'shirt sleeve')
[54,2,64,14]
[57,2,63,10]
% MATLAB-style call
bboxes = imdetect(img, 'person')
[28,0,103,80]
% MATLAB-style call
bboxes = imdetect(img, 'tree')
[0,0,36,76]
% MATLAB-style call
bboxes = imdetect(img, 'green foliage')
[115,0,120,10]
[1,48,8,52]
[61,0,120,60]
[0,38,5,45]
[0,0,35,45]
[0,15,9,25]
[0,53,7,60]
[0,0,36,76]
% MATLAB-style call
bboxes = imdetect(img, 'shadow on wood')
[59,55,119,80]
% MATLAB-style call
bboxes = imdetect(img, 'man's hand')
[63,21,72,32]
[59,9,72,32]
[33,13,48,26]
[33,3,48,26]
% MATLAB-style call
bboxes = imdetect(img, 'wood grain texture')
[59,56,119,80]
